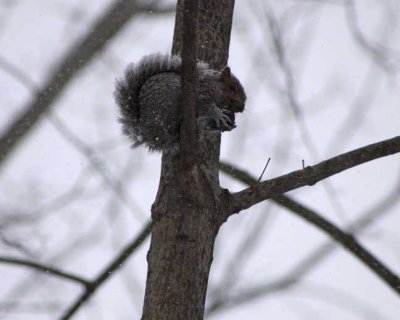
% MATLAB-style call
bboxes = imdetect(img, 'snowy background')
[1,0,400,319]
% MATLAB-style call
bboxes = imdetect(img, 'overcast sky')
[1,1,400,319]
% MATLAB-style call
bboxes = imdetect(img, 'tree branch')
[0,54,38,90]
[0,256,90,287]
[221,159,400,294]
[345,0,398,74]
[59,221,152,320]
[228,136,400,215]
[0,0,168,170]
[212,161,400,313]
[48,114,144,219]
[211,183,400,313]
[274,195,400,295]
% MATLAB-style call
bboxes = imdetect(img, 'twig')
[48,114,145,219]
[257,157,271,182]
[0,54,38,90]
[275,195,400,295]
[0,301,62,314]
[0,0,167,170]
[229,136,400,214]
[213,161,400,314]
[263,2,348,220]
[209,202,274,300]
[0,234,35,257]
[59,221,152,320]
[345,0,398,74]
[223,160,400,294]
[0,256,90,287]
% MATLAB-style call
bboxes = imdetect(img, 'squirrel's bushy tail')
[114,54,182,148]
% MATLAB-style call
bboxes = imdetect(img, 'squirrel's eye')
[229,85,237,93]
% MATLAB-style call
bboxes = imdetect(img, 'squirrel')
[114,53,246,152]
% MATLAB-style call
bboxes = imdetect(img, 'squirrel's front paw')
[217,109,236,131]
[196,109,236,132]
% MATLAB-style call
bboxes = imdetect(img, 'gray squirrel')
[114,53,246,152]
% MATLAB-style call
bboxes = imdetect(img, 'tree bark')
[141,1,235,319]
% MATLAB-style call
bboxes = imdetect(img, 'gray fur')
[114,53,245,152]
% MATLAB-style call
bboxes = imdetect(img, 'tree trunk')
[141,1,235,319]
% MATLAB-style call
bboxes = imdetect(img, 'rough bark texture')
[179,0,199,170]
[172,0,234,68]
[141,1,235,319]
[142,147,226,319]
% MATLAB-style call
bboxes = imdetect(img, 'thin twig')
[264,3,348,221]
[213,161,400,314]
[345,0,398,74]
[59,221,153,320]
[0,0,168,170]
[229,136,400,214]
[0,54,38,90]
[0,256,90,287]
[275,195,400,295]
[257,157,271,182]
[48,114,145,220]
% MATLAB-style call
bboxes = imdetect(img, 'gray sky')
[1,0,400,319]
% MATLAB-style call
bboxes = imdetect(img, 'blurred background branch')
[1,0,399,319]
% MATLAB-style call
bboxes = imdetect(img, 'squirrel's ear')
[220,67,231,81]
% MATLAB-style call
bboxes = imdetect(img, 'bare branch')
[228,136,400,214]
[295,282,389,319]
[0,256,90,287]
[209,202,274,300]
[48,114,145,220]
[0,301,62,314]
[273,195,400,295]
[210,162,400,315]
[59,221,152,320]
[222,158,400,295]
[262,3,348,220]
[0,54,38,90]
[0,233,35,257]
[325,64,382,155]
[0,0,169,170]
[345,0,399,74]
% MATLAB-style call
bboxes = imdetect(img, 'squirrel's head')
[218,67,246,113]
